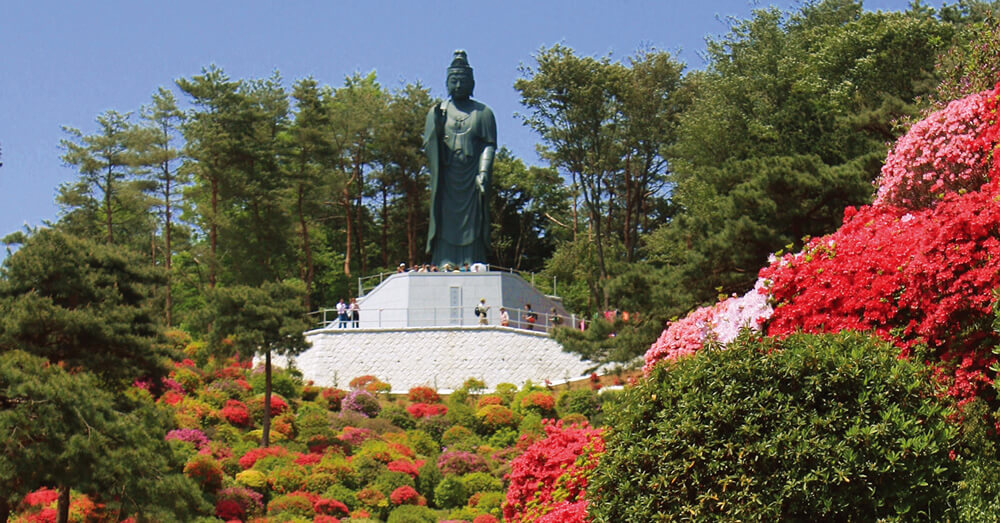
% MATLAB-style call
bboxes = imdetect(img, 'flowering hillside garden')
[645,83,1000,405]
[7,342,610,522]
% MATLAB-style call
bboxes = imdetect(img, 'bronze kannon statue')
[424,50,497,268]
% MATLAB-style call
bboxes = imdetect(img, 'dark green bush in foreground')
[588,332,961,521]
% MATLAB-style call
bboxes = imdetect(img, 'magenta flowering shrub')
[165,428,210,450]
[337,426,378,449]
[437,449,489,476]
[874,89,994,209]
[341,388,381,417]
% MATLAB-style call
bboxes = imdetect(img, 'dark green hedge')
[588,331,961,521]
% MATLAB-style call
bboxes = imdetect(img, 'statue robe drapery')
[424,99,497,267]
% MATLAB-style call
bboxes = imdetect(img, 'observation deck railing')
[307,305,585,332]
[355,264,559,298]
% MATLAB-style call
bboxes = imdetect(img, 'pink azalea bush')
[874,89,994,209]
[644,278,772,372]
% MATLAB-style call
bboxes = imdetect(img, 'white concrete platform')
[274,325,600,393]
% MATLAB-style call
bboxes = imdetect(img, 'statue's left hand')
[476,172,486,193]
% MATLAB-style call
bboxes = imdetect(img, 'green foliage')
[459,471,503,494]
[373,470,415,497]
[295,403,332,442]
[208,279,311,360]
[949,399,1000,520]
[386,504,439,523]
[404,429,440,457]
[415,459,443,506]
[250,366,302,399]
[489,147,570,270]
[378,403,416,430]
[0,350,210,519]
[556,388,601,420]
[493,383,518,404]
[655,1,955,308]
[518,412,544,438]
[441,425,482,451]
[444,400,477,429]
[324,484,359,511]
[432,475,469,509]
[0,228,172,390]
[588,332,962,521]
[516,44,686,308]
[932,10,1000,104]
[58,110,158,249]
[486,427,519,448]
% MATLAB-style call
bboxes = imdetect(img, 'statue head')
[446,50,475,101]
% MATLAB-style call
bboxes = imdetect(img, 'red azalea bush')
[314,497,350,516]
[536,500,588,522]
[519,391,556,415]
[259,394,289,416]
[644,84,1000,405]
[407,386,440,404]
[337,426,377,448]
[476,404,520,432]
[390,485,421,505]
[477,395,504,409]
[215,486,264,521]
[503,420,604,523]
[214,498,243,521]
[183,454,225,493]
[760,186,1000,402]
[221,399,250,426]
[294,452,323,466]
[406,402,448,418]
[238,446,289,470]
[387,459,420,478]
[322,387,347,411]
[22,487,59,507]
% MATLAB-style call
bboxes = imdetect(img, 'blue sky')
[0,0,934,242]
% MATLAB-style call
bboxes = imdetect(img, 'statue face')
[447,71,474,100]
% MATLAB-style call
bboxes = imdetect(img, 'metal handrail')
[356,263,558,298]
[307,305,586,331]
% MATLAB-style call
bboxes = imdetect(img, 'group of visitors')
[476,300,562,331]
[335,298,360,328]
[396,262,488,273]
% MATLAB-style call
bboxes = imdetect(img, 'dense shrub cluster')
[594,332,961,521]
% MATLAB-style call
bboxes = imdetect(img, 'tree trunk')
[105,167,114,245]
[342,185,353,278]
[380,184,388,269]
[406,176,418,266]
[57,484,70,523]
[164,168,173,326]
[297,184,314,311]
[209,176,218,288]
[354,151,367,274]
[262,349,272,448]
[623,154,634,262]
[0,497,11,522]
